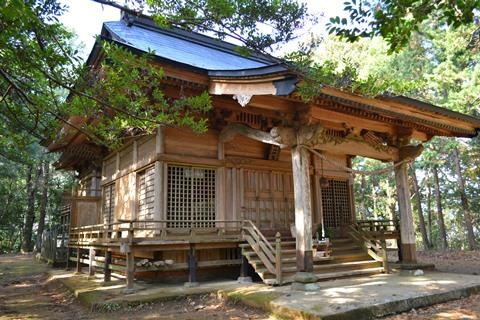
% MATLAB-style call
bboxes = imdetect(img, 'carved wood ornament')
[220,122,424,163]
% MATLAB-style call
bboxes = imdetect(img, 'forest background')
[1,0,479,253]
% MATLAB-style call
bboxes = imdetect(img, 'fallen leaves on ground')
[384,249,480,319]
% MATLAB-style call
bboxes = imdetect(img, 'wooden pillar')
[217,141,226,227]
[394,162,417,263]
[88,247,96,277]
[291,146,313,272]
[154,127,165,229]
[239,255,250,278]
[125,248,135,292]
[76,247,82,273]
[104,250,112,282]
[186,245,198,286]
[65,247,71,270]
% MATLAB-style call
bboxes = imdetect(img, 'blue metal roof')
[103,20,272,71]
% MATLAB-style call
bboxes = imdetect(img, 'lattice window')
[137,166,155,223]
[167,165,216,228]
[102,183,115,225]
[321,178,352,229]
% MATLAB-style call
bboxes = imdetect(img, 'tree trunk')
[359,175,367,220]
[371,182,378,219]
[426,179,433,244]
[453,147,477,250]
[35,161,50,251]
[21,163,41,252]
[385,180,396,221]
[410,165,431,250]
[432,166,448,250]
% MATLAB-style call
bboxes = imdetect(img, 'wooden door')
[102,183,115,225]
[320,178,353,234]
[137,166,155,223]
[242,169,294,233]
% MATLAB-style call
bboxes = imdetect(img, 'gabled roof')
[101,14,281,71]
[49,12,480,170]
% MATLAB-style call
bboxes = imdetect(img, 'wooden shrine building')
[49,13,480,288]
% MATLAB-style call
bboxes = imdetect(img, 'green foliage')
[144,0,310,51]
[327,0,480,52]
[0,0,309,252]
[69,41,212,148]
[0,148,73,253]
[1,0,310,154]
[330,23,480,249]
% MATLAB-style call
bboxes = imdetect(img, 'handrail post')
[381,239,389,273]
[275,232,282,285]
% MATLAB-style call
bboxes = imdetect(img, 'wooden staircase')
[240,221,385,285]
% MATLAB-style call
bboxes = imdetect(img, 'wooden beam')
[219,123,290,148]
[291,146,313,272]
[311,140,398,161]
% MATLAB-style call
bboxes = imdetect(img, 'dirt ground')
[2,252,480,319]
[416,250,480,275]
[383,249,480,319]
[0,254,269,320]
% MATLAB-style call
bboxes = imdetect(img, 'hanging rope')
[299,144,413,176]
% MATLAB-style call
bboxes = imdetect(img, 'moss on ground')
[220,287,282,311]
[0,255,50,285]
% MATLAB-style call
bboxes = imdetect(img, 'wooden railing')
[241,220,282,285]
[348,223,390,273]
[355,219,400,238]
[69,220,243,245]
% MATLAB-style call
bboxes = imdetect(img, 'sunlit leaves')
[327,0,480,52]
[143,0,309,52]
[68,41,212,149]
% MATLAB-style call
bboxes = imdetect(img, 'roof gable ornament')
[233,94,253,107]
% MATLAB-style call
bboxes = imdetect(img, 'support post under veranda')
[76,247,82,273]
[124,222,135,293]
[88,247,96,278]
[104,249,112,282]
[185,245,199,287]
[65,247,71,270]
[125,247,135,293]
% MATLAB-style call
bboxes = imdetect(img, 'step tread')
[242,248,297,255]
[331,251,370,258]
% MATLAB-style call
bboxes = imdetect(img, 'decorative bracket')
[233,94,253,107]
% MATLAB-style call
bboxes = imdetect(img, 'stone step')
[255,259,381,276]
[329,252,371,262]
[314,260,382,271]
[314,267,385,280]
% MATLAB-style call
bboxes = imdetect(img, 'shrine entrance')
[242,169,295,236]
[319,177,354,237]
